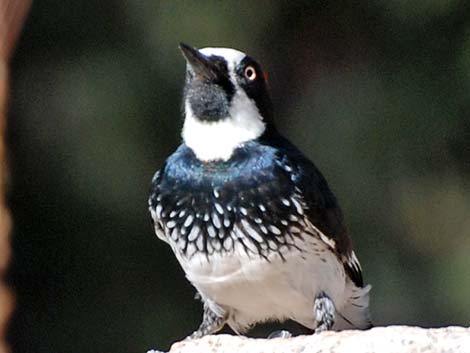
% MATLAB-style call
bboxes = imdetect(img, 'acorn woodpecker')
[148,43,372,339]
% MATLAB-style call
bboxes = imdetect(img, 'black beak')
[179,43,219,80]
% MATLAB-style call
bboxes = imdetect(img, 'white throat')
[182,91,265,162]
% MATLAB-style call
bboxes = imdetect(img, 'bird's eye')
[244,66,257,81]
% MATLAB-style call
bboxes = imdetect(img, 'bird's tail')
[334,284,372,330]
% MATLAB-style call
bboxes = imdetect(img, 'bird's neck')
[182,102,267,162]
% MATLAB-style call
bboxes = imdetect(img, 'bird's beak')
[179,43,219,81]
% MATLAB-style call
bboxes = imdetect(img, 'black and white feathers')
[148,44,371,334]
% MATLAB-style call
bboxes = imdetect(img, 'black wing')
[148,167,168,242]
[266,134,364,287]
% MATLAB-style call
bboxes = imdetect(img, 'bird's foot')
[185,300,227,340]
[267,330,292,339]
[314,292,335,333]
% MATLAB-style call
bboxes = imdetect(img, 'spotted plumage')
[148,43,371,338]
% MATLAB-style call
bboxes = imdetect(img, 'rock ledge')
[162,326,470,353]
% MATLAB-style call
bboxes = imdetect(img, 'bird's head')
[179,43,275,162]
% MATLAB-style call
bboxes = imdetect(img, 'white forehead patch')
[199,47,246,71]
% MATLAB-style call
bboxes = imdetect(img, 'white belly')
[172,235,348,332]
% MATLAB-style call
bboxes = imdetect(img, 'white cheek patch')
[182,47,265,162]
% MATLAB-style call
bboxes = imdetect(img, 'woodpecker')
[148,43,372,339]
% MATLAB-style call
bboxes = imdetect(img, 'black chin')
[185,81,231,122]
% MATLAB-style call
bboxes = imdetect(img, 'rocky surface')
[149,326,470,353]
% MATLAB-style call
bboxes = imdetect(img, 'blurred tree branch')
[0,0,31,352]
[0,0,31,60]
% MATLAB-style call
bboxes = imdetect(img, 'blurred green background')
[7,1,470,352]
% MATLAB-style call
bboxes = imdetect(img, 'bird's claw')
[267,330,292,338]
